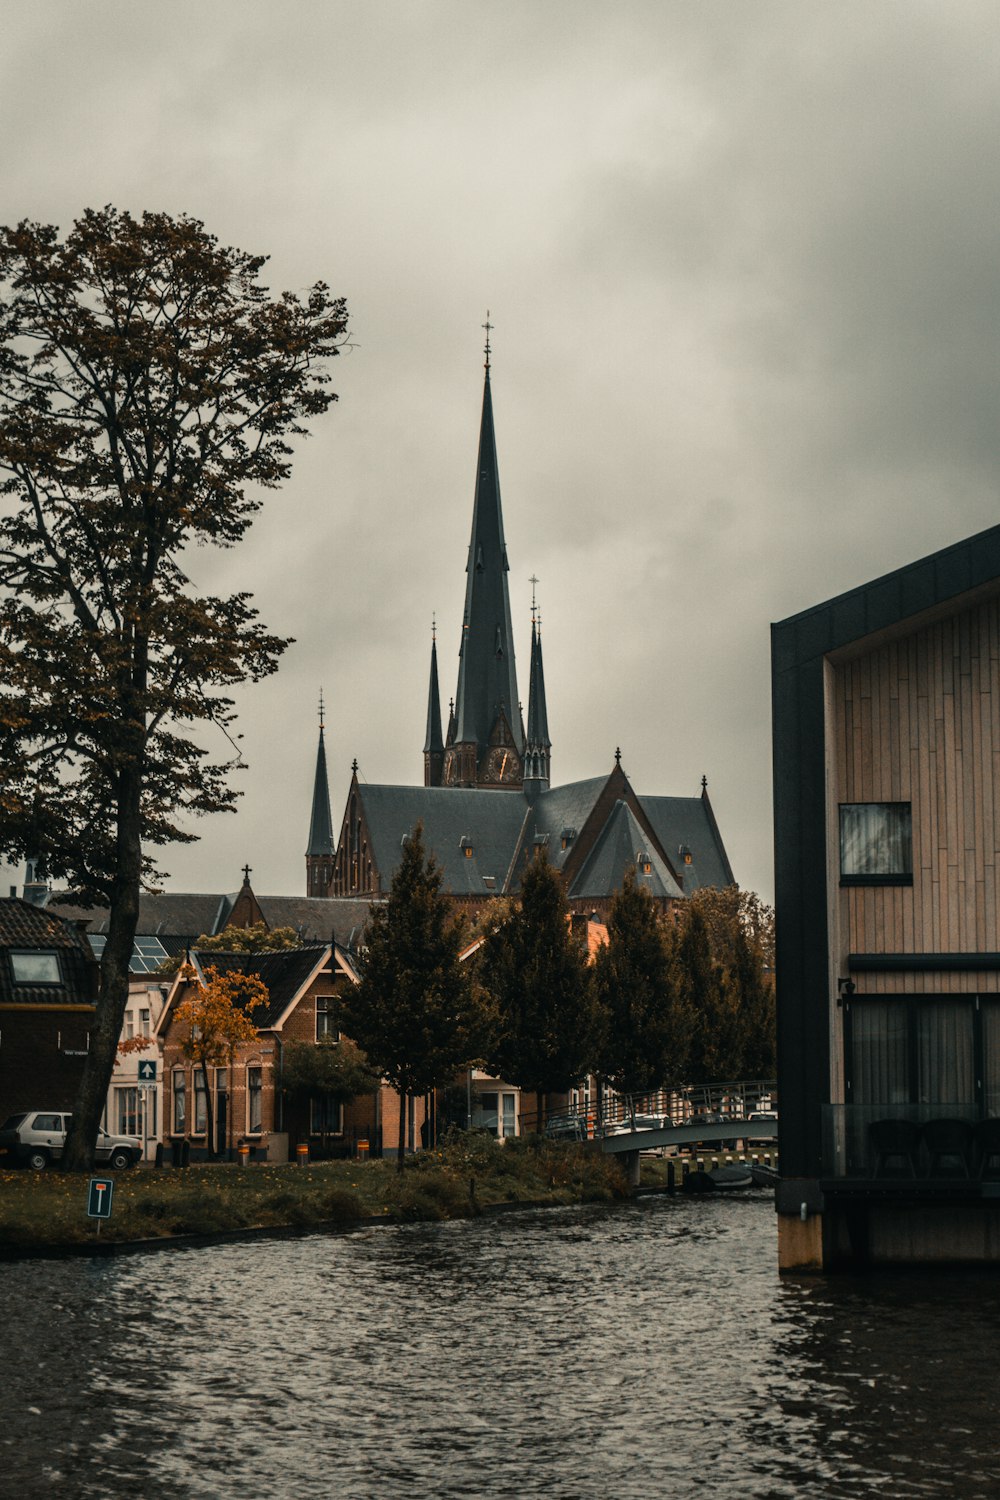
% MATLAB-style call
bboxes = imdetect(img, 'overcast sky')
[3,1,1000,905]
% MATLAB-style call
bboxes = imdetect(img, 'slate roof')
[357,783,528,895]
[640,795,735,891]
[47,891,378,954]
[0,898,98,1007]
[189,945,330,1029]
[253,896,377,948]
[47,891,237,939]
[568,800,684,901]
[505,778,608,885]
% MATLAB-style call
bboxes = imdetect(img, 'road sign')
[87,1178,114,1219]
[138,1059,157,1081]
[136,1081,156,1091]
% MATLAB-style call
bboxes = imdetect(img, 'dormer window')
[11,951,60,985]
[460,835,474,859]
[560,827,576,851]
[678,845,693,866]
[636,851,653,876]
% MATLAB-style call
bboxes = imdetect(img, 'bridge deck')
[597,1119,778,1154]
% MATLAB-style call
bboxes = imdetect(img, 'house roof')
[0,898,98,1007]
[47,891,237,939]
[45,892,378,952]
[188,945,331,1029]
[772,521,1000,669]
[509,777,608,881]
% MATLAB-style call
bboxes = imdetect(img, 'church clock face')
[485,747,519,783]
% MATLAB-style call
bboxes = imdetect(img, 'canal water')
[4,1191,1000,1499]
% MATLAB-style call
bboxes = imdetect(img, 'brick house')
[0,898,100,1120]
[156,941,426,1162]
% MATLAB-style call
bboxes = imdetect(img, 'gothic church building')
[308,348,734,915]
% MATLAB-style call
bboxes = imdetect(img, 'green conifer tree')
[340,824,489,1169]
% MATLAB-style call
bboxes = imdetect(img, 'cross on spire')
[482,310,493,370]
[242,864,252,885]
[318,687,325,732]
[529,574,539,624]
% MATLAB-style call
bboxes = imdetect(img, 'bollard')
[357,1138,369,1160]
[238,1144,250,1168]
[296,1143,309,1166]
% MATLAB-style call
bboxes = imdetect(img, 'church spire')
[446,325,523,786]
[423,619,444,786]
[306,694,335,896]
[524,585,551,799]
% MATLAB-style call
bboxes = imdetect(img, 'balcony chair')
[869,1118,920,1178]
[920,1117,972,1178]
[973,1118,1000,1179]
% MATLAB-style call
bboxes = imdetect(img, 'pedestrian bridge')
[539,1080,778,1155]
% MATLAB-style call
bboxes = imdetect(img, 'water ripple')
[3,1194,1000,1498]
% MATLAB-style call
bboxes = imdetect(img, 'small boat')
[708,1164,754,1191]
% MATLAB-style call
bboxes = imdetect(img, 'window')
[172,1070,186,1134]
[846,995,994,1107]
[248,1066,263,1134]
[10,951,60,984]
[116,1087,139,1136]
[316,996,340,1042]
[310,1096,343,1135]
[839,802,912,884]
[139,1009,151,1037]
[125,1013,134,1041]
[194,1073,207,1134]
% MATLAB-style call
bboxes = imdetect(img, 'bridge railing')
[520,1080,777,1140]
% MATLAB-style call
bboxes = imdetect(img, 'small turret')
[523,587,551,800]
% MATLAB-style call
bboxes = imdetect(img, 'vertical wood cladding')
[834,597,1000,992]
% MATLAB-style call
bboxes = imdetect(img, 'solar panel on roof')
[87,933,169,974]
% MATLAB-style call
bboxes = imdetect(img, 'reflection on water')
[3,1193,1000,1498]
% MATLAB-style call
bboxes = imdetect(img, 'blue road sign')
[87,1178,114,1219]
[138,1059,157,1081]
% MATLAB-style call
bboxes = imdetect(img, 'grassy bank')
[0,1131,633,1252]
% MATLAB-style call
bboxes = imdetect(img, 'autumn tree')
[340,825,491,1170]
[0,208,347,1169]
[594,870,691,1096]
[478,852,601,1129]
[672,886,776,1082]
[282,1036,377,1152]
[174,964,269,1157]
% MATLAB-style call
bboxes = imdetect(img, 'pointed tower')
[306,695,335,897]
[423,621,444,787]
[443,319,524,790]
[523,591,551,800]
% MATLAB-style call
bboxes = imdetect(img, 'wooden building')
[773,524,1000,1270]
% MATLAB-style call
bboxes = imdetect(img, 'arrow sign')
[87,1178,114,1219]
[138,1059,157,1081]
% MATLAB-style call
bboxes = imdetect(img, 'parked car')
[0,1111,141,1171]
[746,1110,778,1143]
[603,1113,666,1135]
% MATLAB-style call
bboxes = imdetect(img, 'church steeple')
[423,621,444,787]
[306,695,335,897]
[523,587,551,799]
[444,322,523,789]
